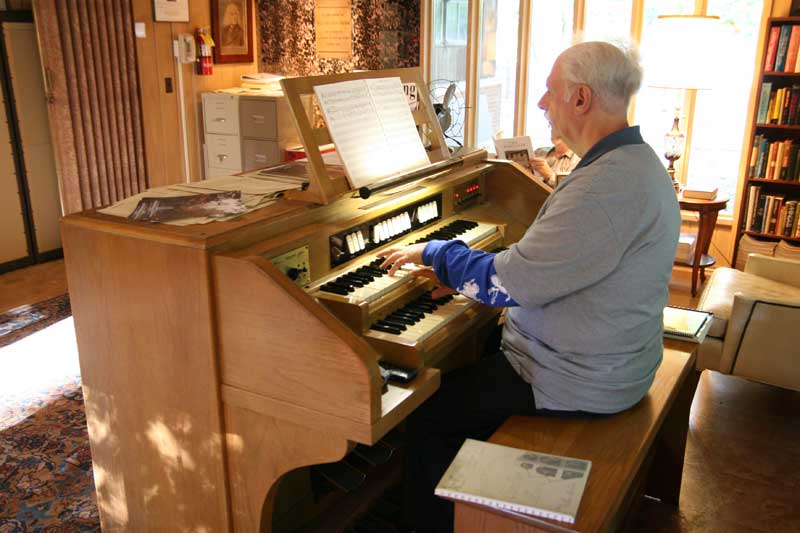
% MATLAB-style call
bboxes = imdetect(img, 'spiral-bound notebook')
[663,305,714,343]
[434,439,591,524]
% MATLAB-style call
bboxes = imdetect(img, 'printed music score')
[314,77,430,189]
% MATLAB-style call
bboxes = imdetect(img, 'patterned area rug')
[0,383,98,531]
[0,298,100,531]
[0,295,71,349]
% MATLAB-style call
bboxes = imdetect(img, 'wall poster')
[315,0,351,59]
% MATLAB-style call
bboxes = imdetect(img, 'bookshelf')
[734,16,800,267]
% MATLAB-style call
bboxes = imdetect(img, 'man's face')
[538,60,571,143]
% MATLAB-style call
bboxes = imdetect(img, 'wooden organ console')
[61,69,551,532]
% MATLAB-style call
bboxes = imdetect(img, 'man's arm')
[377,240,518,307]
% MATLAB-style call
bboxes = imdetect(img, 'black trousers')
[403,349,604,532]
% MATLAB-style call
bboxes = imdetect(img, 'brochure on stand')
[493,136,535,175]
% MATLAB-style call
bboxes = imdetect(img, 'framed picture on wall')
[211,0,254,63]
[153,0,190,22]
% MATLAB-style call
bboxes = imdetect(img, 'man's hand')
[411,268,458,299]
[530,157,555,181]
[376,243,428,276]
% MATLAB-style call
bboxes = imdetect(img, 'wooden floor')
[0,259,67,314]
[2,261,798,532]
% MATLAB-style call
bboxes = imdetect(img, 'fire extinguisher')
[195,28,214,76]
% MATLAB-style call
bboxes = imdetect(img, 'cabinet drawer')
[206,134,242,170]
[242,139,280,170]
[240,98,277,139]
[203,94,239,135]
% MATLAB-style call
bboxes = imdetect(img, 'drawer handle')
[217,154,228,162]
[250,114,265,123]
[213,117,227,122]
[255,154,268,162]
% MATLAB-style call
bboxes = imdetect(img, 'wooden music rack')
[279,67,450,205]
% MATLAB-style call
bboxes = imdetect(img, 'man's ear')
[573,85,592,115]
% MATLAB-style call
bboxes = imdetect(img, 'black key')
[385,315,416,326]
[340,275,365,287]
[371,323,403,335]
[329,281,355,292]
[378,319,407,331]
[393,310,423,321]
[320,283,348,295]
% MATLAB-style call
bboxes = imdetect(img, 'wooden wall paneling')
[132,0,258,184]
[153,17,183,187]
[61,220,231,531]
[772,0,790,16]
[4,22,61,253]
[131,0,168,188]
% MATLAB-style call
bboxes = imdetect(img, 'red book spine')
[765,25,782,71]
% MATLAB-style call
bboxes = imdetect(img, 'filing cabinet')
[202,90,301,178]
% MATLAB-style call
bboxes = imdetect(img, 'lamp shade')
[644,15,723,90]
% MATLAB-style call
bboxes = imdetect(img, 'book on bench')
[663,305,713,343]
[434,439,591,524]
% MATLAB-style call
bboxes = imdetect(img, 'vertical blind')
[34,0,146,214]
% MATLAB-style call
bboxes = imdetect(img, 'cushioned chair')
[696,253,800,391]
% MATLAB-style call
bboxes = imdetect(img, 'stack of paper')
[675,233,697,264]
[98,173,305,226]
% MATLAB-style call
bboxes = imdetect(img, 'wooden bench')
[453,341,699,533]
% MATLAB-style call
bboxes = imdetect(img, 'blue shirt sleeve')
[421,240,518,307]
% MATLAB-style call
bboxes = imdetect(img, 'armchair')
[696,254,800,392]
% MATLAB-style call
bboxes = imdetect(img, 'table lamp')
[645,15,722,192]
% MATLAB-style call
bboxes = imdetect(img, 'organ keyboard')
[61,68,551,532]
[310,216,504,367]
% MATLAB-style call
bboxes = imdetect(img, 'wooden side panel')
[214,254,380,426]
[483,160,551,243]
[224,404,350,532]
[61,221,230,531]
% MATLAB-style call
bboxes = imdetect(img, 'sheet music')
[314,77,430,189]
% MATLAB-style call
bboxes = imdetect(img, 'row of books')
[764,24,800,72]
[755,83,800,125]
[743,186,800,237]
[748,135,800,181]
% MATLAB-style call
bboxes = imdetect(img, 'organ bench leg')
[224,404,351,532]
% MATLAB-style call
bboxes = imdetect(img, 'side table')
[677,194,729,297]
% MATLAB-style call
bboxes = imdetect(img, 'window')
[526,0,573,150]
[685,0,763,213]
[427,0,765,215]
[434,0,469,45]
[583,0,632,41]
[476,0,520,149]
[431,0,469,147]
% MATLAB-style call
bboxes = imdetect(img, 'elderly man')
[379,41,680,532]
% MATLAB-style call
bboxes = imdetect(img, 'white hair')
[558,41,643,114]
